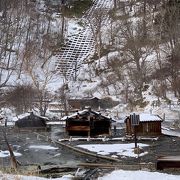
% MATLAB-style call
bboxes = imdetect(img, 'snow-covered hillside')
[0,0,179,123]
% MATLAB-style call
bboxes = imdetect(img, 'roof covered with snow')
[12,112,49,122]
[61,108,113,121]
[139,113,162,122]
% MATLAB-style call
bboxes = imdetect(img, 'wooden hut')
[63,108,112,137]
[125,113,163,136]
[68,97,119,111]
[15,112,48,130]
[68,97,100,110]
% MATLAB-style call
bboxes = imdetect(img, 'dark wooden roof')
[15,112,48,128]
[62,108,112,121]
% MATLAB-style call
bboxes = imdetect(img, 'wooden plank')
[67,126,90,131]
[157,156,180,162]
[78,162,155,170]
[156,156,180,170]
[34,132,122,163]
[83,168,98,179]
[78,163,120,168]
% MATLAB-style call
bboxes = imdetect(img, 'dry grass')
[0,166,41,180]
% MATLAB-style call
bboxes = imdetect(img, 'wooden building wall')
[66,118,111,137]
[136,121,161,136]
[68,98,100,110]
[15,114,47,129]
[125,118,162,136]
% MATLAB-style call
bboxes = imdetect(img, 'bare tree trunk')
[113,0,117,10]
[2,128,19,170]
[143,0,147,38]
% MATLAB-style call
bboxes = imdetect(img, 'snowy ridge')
[54,0,114,79]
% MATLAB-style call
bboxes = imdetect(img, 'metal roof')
[139,113,162,122]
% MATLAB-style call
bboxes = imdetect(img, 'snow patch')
[29,145,58,150]
[77,143,148,157]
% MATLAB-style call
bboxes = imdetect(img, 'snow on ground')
[46,73,64,93]
[67,18,83,37]
[0,150,22,158]
[98,170,180,180]
[77,143,148,157]
[46,121,65,125]
[162,128,180,137]
[29,145,58,150]
[1,170,180,180]
[0,145,59,158]
[0,172,73,180]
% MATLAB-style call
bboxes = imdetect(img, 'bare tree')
[56,83,69,116]
[113,0,117,10]
[154,0,180,97]
[119,20,154,99]
[4,84,36,114]
[25,62,54,116]
[21,38,55,116]
[0,0,24,88]
[87,8,106,63]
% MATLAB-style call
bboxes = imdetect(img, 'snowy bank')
[98,170,180,180]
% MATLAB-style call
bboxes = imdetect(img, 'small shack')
[68,97,100,110]
[15,112,48,130]
[63,108,112,137]
[125,113,163,136]
[68,97,119,111]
